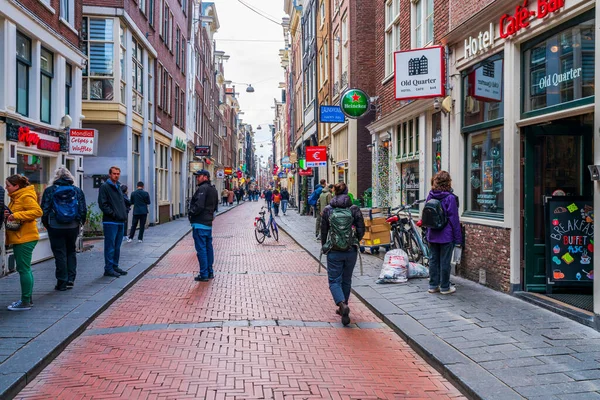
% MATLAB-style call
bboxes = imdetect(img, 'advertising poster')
[482,160,494,192]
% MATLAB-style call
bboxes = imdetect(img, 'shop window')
[462,54,504,128]
[16,32,31,117]
[18,153,50,233]
[523,15,594,114]
[466,127,504,216]
[40,47,54,124]
[432,112,442,176]
[401,161,419,210]
[82,18,115,101]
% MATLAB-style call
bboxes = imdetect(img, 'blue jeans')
[193,228,214,278]
[327,250,358,305]
[429,242,454,291]
[281,200,288,214]
[103,223,124,272]
[266,200,272,210]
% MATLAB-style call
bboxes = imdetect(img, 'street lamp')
[225,80,255,93]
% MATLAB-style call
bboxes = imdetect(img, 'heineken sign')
[340,88,370,119]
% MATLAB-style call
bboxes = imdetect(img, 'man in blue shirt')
[188,170,219,282]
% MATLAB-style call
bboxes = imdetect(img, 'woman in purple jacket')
[426,171,462,295]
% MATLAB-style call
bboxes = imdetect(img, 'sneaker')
[338,303,350,326]
[194,275,209,282]
[208,273,214,279]
[55,285,68,291]
[428,287,440,294]
[440,286,456,295]
[138,240,143,243]
[66,281,74,289]
[104,270,120,278]
[127,238,132,243]
[8,300,32,311]
[114,267,128,276]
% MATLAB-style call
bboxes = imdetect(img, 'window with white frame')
[333,28,340,94]
[319,48,324,87]
[175,26,180,67]
[40,47,53,123]
[385,0,400,76]
[174,85,179,125]
[139,0,146,15]
[132,38,143,115]
[16,32,31,116]
[133,134,140,185]
[148,59,153,118]
[396,117,420,158]
[60,0,74,26]
[323,40,329,82]
[319,0,325,26]
[149,0,154,25]
[181,34,185,75]
[119,25,126,104]
[341,15,348,87]
[180,88,184,126]
[156,143,168,201]
[157,63,163,109]
[65,63,72,115]
[163,69,168,112]
[414,0,434,48]
[167,74,172,114]
[82,18,115,101]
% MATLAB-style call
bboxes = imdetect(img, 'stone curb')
[276,221,523,400]
[1,204,241,400]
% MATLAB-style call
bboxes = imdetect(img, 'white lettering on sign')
[538,67,582,90]
[464,23,495,59]
[69,129,97,156]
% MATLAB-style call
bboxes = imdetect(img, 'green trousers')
[13,241,37,303]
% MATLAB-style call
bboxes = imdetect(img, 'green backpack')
[324,208,357,253]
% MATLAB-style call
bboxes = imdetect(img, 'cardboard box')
[370,224,391,233]
[362,231,391,243]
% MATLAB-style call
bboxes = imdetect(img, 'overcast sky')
[211,0,286,167]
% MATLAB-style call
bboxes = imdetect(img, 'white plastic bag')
[376,249,409,284]
[451,246,462,265]
[408,262,429,279]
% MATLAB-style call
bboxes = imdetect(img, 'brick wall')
[20,0,82,47]
[449,0,496,31]
[459,223,511,292]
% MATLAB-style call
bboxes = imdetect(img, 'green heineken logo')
[340,88,370,119]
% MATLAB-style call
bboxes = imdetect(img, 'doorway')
[522,114,593,293]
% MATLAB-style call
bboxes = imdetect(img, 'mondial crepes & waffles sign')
[340,88,370,119]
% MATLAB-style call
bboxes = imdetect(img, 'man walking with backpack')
[98,166,129,278]
[422,171,462,295]
[127,182,151,243]
[320,182,365,326]
[41,167,87,291]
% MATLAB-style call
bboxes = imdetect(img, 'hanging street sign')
[320,105,346,123]
[306,146,328,167]
[339,88,370,119]
[394,46,445,100]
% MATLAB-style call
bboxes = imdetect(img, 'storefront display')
[401,161,419,209]
[466,128,504,215]
[17,153,50,233]
[463,54,504,127]
[432,112,442,176]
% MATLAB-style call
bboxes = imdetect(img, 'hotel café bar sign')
[394,46,445,101]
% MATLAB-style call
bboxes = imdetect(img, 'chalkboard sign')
[545,197,594,292]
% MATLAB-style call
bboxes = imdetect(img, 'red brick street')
[16,203,464,399]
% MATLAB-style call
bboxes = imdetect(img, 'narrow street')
[15,202,464,399]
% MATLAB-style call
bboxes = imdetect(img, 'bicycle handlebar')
[390,199,426,213]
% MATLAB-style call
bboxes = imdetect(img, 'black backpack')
[421,199,448,230]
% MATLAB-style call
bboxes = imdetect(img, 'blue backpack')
[53,186,79,224]
[308,186,323,206]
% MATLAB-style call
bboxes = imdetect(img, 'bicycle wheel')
[271,219,279,241]
[255,219,266,244]
[405,233,424,264]
[392,231,403,250]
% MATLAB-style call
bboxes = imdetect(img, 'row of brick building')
[280,0,600,318]
[0,0,256,266]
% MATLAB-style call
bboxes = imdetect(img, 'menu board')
[545,197,594,289]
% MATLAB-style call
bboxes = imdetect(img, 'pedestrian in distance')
[239,187,245,203]
[264,187,273,210]
[227,188,234,206]
[189,170,219,282]
[4,175,43,311]
[221,188,229,206]
[98,166,129,278]
[320,182,365,326]
[234,187,241,205]
[280,187,290,215]
[121,185,131,240]
[41,167,87,291]
[308,179,326,220]
[127,181,151,243]
[424,171,462,295]
[316,184,333,240]
[272,189,281,216]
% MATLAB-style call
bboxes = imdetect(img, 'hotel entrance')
[522,114,594,310]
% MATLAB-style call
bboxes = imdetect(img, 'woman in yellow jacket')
[4,175,43,311]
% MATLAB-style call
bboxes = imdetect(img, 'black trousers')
[129,214,148,240]
[48,227,79,285]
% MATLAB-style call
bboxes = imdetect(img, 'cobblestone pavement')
[0,203,240,398]
[15,202,464,399]
[275,209,600,400]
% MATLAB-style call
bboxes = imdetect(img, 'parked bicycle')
[386,199,430,264]
[254,206,279,243]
